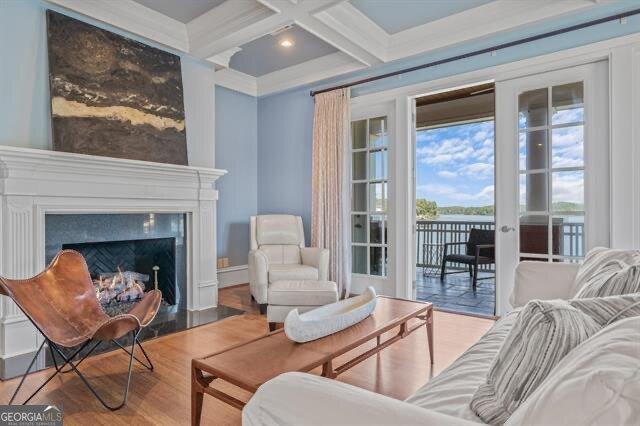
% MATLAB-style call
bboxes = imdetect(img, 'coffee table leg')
[192,366,204,426]
[426,308,434,364]
[321,360,335,379]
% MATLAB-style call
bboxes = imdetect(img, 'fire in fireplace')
[94,270,147,305]
[63,237,178,307]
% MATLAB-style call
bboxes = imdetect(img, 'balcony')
[415,219,584,316]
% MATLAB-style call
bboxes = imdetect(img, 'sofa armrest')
[248,249,269,304]
[243,372,478,426]
[509,261,580,308]
[300,247,330,281]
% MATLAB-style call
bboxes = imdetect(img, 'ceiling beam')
[188,0,343,60]
[295,15,382,66]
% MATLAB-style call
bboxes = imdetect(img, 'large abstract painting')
[46,11,188,165]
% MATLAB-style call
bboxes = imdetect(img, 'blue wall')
[0,0,217,168]
[215,86,258,265]
[0,0,51,149]
[257,86,314,244]
[256,2,640,232]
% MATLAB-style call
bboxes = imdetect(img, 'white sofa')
[248,215,331,315]
[243,261,640,425]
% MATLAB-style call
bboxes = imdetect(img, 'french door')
[495,62,609,315]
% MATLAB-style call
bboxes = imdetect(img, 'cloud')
[416,120,496,206]
[460,162,494,177]
[552,172,584,204]
[418,138,475,165]
[553,107,583,125]
[437,170,457,178]
[473,130,488,142]
[417,183,458,198]
[449,185,494,203]
[519,172,583,208]
[417,183,494,204]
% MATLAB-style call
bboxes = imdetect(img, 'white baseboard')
[217,264,249,288]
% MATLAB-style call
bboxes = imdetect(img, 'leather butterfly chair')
[0,250,162,410]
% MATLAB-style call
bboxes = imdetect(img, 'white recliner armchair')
[248,215,331,314]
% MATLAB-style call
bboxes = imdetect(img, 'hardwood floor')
[0,285,494,425]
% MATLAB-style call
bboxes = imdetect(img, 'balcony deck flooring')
[416,269,495,317]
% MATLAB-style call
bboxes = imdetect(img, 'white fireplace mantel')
[0,145,226,363]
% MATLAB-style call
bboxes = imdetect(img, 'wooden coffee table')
[191,296,433,425]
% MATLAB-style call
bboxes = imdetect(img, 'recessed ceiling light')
[280,39,294,48]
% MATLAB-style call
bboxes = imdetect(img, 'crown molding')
[208,47,243,69]
[257,52,364,96]
[214,68,258,97]
[45,0,189,52]
[386,0,596,61]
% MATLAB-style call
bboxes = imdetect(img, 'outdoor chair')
[440,228,495,289]
[0,250,161,410]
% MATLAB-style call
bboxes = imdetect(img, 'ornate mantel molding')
[0,145,226,367]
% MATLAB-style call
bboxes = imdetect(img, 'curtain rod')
[310,7,640,97]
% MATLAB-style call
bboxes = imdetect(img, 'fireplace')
[45,213,188,310]
[63,237,178,307]
[0,146,227,379]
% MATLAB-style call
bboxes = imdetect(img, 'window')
[518,82,585,261]
[351,116,388,276]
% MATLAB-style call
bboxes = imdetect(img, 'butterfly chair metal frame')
[0,250,162,411]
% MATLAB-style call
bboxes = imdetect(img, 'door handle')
[500,225,515,233]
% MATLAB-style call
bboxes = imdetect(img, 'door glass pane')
[352,214,367,243]
[519,88,548,128]
[352,151,367,180]
[553,214,585,258]
[520,173,548,213]
[552,82,584,125]
[552,170,584,212]
[352,120,366,149]
[352,183,367,211]
[369,149,387,180]
[370,246,383,276]
[552,126,583,168]
[369,117,387,148]
[369,182,387,212]
[520,215,549,255]
[352,246,367,274]
[369,215,384,243]
[519,130,548,171]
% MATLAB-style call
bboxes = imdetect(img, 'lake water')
[435,214,584,223]
[438,214,494,222]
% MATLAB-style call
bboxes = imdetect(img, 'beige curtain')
[311,88,351,298]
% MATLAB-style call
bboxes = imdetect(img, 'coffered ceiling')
[350,0,495,34]
[47,0,602,97]
[131,0,227,23]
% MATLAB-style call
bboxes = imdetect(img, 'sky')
[416,120,495,208]
[416,117,585,210]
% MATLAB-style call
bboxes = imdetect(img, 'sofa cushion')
[268,265,318,282]
[470,294,640,425]
[575,259,640,298]
[405,311,519,423]
[268,280,338,306]
[572,247,640,296]
[505,316,640,426]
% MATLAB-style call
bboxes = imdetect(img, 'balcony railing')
[416,219,584,272]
